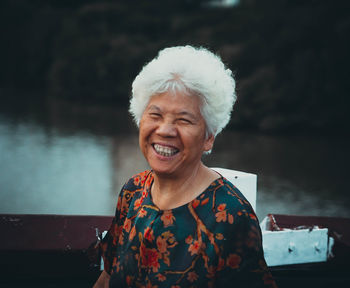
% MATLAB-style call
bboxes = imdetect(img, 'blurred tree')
[0,0,349,133]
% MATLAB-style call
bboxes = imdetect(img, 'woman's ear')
[204,134,215,152]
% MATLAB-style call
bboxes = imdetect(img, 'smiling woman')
[140,93,212,177]
[139,92,216,210]
[93,46,277,288]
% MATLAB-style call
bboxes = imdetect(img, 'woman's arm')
[93,270,110,288]
[215,210,277,288]
[95,184,128,288]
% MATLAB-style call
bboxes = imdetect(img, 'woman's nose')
[156,121,177,137]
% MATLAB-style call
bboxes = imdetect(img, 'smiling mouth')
[153,144,179,157]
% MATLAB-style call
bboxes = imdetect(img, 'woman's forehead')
[148,91,200,106]
[147,104,199,120]
[146,93,201,117]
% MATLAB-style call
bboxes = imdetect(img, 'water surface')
[0,115,349,222]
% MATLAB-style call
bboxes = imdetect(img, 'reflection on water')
[0,115,349,221]
[0,117,114,215]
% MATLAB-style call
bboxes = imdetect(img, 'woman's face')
[139,91,214,178]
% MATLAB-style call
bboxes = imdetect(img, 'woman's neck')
[151,163,219,210]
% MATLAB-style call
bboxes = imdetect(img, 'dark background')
[1,0,349,135]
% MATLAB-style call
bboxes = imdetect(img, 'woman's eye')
[150,113,161,118]
[178,118,192,124]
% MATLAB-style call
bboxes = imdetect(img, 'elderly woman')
[94,46,276,288]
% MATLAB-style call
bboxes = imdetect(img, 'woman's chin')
[150,165,177,176]
[149,160,184,177]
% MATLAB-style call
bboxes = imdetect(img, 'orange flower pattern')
[100,170,277,288]
[160,210,175,227]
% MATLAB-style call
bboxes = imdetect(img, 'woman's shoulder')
[116,170,152,215]
[210,177,261,237]
[212,177,256,216]
[123,169,153,191]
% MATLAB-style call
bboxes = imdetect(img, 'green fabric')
[101,170,276,288]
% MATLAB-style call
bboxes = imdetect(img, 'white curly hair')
[129,45,236,138]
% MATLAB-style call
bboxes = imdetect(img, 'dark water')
[205,131,350,220]
[0,111,349,222]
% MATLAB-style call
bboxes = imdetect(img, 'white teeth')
[153,144,178,157]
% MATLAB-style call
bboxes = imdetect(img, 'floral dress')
[100,170,277,288]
